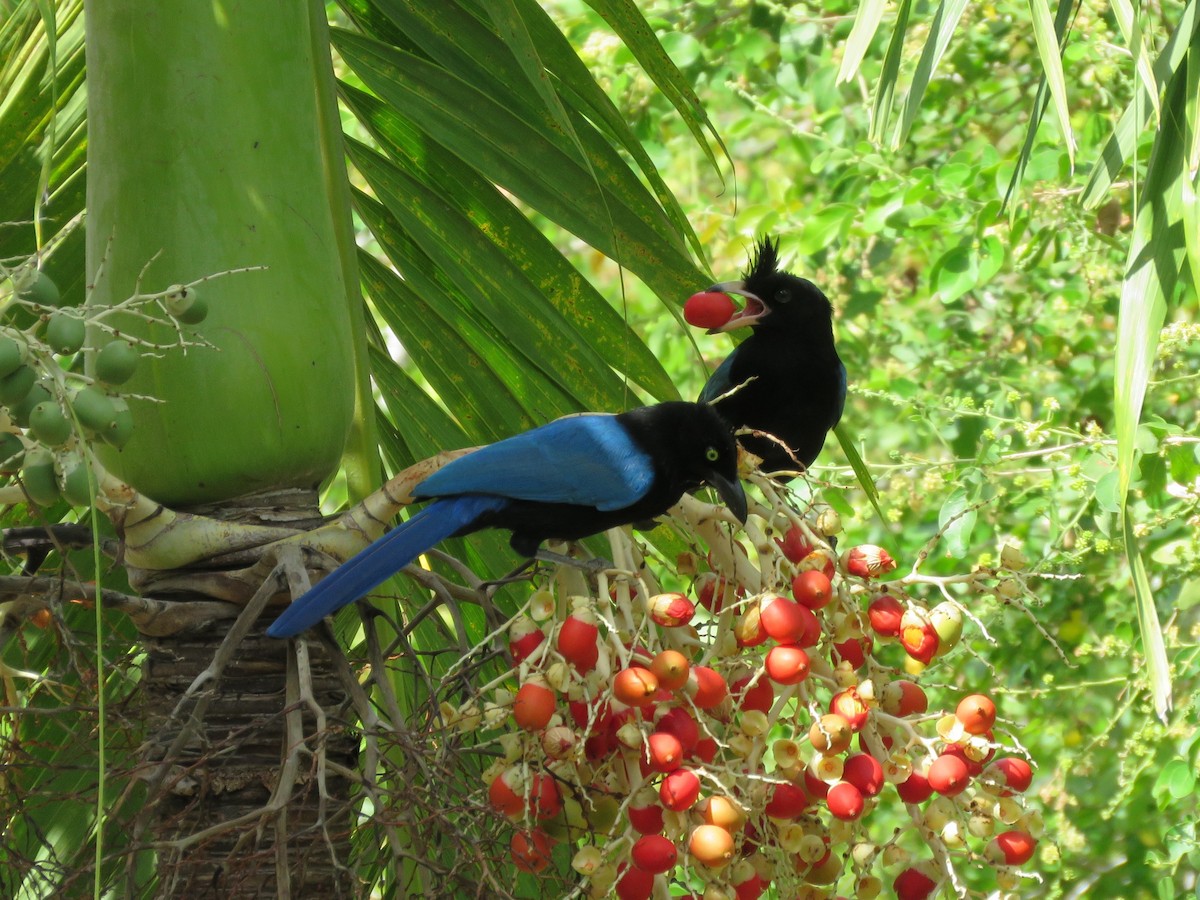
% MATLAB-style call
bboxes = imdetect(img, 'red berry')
[488,768,523,817]
[684,291,736,329]
[803,767,831,799]
[758,595,806,643]
[831,635,871,669]
[628,802,664,835]
[646,732,684,773]
[616,863,655,900]
[825,781,865,820]
[843,543,897,578]
[986,757,1033,795]
[695,572,734,613]
[647,592,695,627]
[989,830,1037,866]
[893,867,937,900]
[895,680,928,715]
[776,524,813,563]
[655,707,699,752]
[942,742,985,776]
[867,595,903,636]
[730,674,774,713]
[660,768,701,811]
[510,828,553,872]
[631,833,678,873]
[764,644,811,685]
[528,771,561,819]
[512,680,556,731]
[508,618,545,664]
[764,781,810,818]
[733,871,765,900]
[956,693,997,734]
[830,687,869,731]
[842,753,884,797]
[792,569,833,610]
[900,610,940,663]
[896,770,933,804]
[693,737,718,763]
[927,753,971,796]
[687,666,728,709]
[795,605,823,648]
[569,697,611,733]
[558,612,599,667]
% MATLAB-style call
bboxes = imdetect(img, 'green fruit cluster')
[0,271,155,508]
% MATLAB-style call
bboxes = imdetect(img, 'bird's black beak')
[706,471,748,524]
[707,279,770,333]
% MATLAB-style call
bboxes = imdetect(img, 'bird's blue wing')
[267,495,506,637]
[699,351,738,404]
[413,415,654,511]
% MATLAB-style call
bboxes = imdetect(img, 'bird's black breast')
[713,330,843,472]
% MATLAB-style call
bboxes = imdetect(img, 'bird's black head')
[620,401,747,523]
[707,236,832,333]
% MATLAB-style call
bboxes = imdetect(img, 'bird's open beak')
[706,471,748,524]
[706,280,770,333]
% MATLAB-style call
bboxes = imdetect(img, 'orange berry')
[809,713,854,755]
[688,824,735,867]
[697,794,746,831]
[509,829,553,872]
[650,649,690,691]
[613,666,658,707]
[956,693,997,734]
[512,679,555,731]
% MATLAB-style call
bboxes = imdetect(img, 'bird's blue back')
[413,414,654,511]
[699,354,736,405]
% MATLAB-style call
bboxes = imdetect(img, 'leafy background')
[0,0,1198,896]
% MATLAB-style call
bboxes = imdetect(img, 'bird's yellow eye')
[705,446,720,462]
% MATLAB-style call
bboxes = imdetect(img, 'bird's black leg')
[478,556,541,591]
[532,547,614,575]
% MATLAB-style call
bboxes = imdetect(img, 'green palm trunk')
[85,0,357,505]
[84,3,362,893]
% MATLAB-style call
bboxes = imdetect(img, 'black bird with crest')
[697,237,846,478]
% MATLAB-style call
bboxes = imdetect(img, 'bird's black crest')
[745,236,783,284]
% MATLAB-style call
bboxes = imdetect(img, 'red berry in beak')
[684,291,736,329]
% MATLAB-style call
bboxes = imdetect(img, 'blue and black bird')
[267,402,746,637]
[698,237,846,478]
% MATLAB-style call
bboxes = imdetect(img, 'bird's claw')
[533,548,615,575]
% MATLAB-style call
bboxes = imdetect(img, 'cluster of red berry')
[471,496,1039,898]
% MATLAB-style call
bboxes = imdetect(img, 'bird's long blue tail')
[267,495,506,637]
